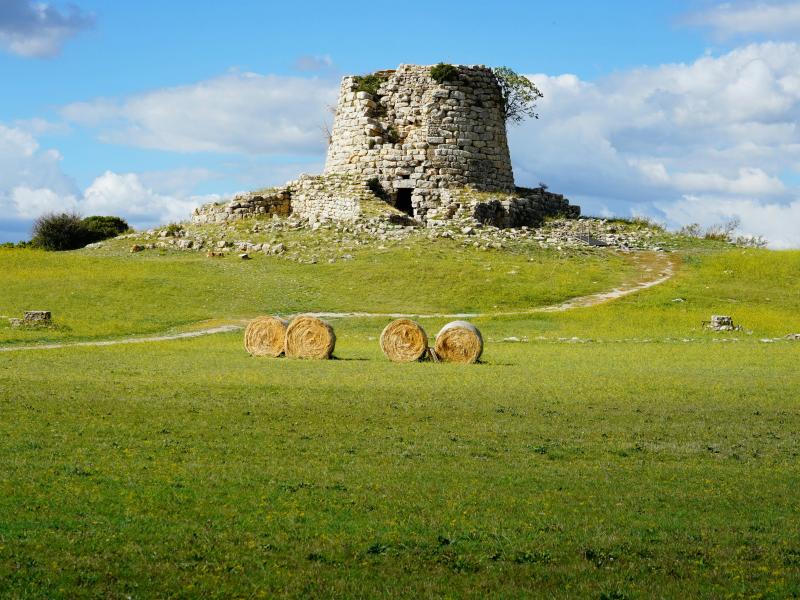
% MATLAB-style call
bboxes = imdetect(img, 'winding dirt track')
[0,253,676,353]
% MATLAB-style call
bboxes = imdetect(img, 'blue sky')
[2,0,800,246]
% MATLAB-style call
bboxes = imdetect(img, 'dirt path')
[0,253,676,353]
[0,325,242,353]
[307,252,676,318]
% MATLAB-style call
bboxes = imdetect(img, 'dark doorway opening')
[395,188,413,216]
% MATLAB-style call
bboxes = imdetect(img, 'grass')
[0,240,635,345]
[1,237,799,598]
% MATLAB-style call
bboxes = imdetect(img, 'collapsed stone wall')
[426,187,580,228]
[192,174,375,225]
[324,64,515,218]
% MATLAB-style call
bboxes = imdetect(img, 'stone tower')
[193,64,579,228]
[324,64,515,218]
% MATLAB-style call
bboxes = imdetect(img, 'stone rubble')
[125,214,670,264]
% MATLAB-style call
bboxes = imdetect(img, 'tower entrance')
[395,188,413,216]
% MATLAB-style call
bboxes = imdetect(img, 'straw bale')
[284,315,336,359]
[244,316,289,357]
[380,319,428,362]
[434,321,483,364]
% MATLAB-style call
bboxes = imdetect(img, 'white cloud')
[0,122,223,239]
[686,1,800,38]
[8,172,219,234]
[510,42,800,247]
[61,71,339,155]
[11,186,77,218]
[659,195,800,249]
[82,171,211,225]
[0,0,94,58]
[0,123,77,197]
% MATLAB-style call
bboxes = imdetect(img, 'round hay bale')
[380,319,428,362]
[244,316,289,357]
[434,321,483,364]
[284,315,336,360]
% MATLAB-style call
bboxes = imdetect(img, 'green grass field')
[1,237,799,598]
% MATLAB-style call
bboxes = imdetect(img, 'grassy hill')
[1,231,799,598]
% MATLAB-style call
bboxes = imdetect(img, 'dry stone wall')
[192,174,374,225]
[324,64,515,218]
[425,187,579,228]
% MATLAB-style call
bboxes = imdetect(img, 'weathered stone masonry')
[324,64,515,218]
[192,174,372,225]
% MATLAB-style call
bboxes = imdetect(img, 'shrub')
[164,223,182,237]
[31,213,91,251]
[353,74,387,96]
[83,216,130,242]
[31,213,130,251]
[430,63,459,83]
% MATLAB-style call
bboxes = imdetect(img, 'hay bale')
[380,319,428,362]
[244,316,289,357]
[434,321,483,364]
[284,315,336,360]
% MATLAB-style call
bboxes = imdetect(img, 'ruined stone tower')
[324,64,515,217]
[193,64,579,227]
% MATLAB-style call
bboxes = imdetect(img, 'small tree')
[82,215,130,242]
[31,213,130,251]
[31,213,90,251]
[493,66,544,124]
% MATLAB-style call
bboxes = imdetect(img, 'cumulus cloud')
[510,42,800,247]
[61,71,339,155]
[685,1,800,39]
[0,0,94,58]
[0,123,77,198]
[0,123,222,240]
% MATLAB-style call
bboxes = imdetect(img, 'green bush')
[430,63,459,83]
[83,216,130,242]
[31,213,91,251]
[31,213,130,251]
[164,223,182,237]
[353,74,387,96]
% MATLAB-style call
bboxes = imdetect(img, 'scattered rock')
[705,315,741,331]
[239,253,250,260]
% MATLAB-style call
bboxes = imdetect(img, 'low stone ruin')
[192,174,373,225]
[192,174,578,230]
[705,315,742,331]
[9,311,52,328]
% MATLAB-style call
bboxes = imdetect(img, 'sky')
[2,0,800,247]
